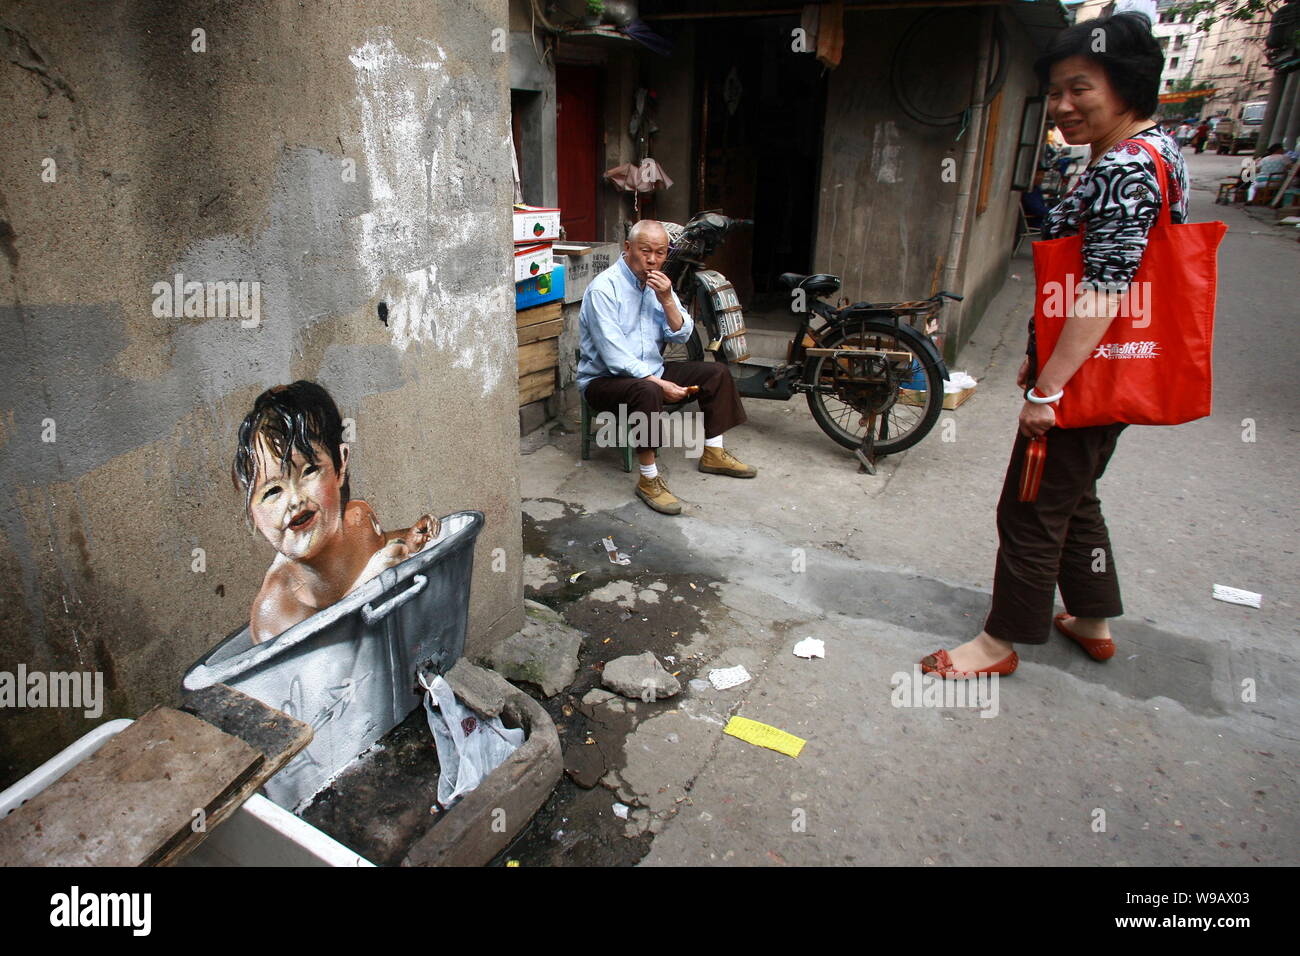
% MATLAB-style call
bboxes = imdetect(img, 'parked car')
[1234,100,1269,154]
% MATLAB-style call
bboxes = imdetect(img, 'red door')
[556,64,602,241]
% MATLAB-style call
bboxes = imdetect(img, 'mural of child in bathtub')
[232,381,440,644]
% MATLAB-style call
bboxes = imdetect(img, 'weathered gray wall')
[814,6,1034,356]
[815,9,962,312]
[958,12,1043,356]
[0,0,523,787]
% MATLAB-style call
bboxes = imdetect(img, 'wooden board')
[0,705,264,867]
[516,302,563,329]
[517,318,563,347]
[160,684,314,866]
[805,347,912,364]
[518,338,558,378]
[518,368,556,406]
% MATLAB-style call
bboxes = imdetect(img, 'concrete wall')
[957,12,1044,357]
[0,0,523,787]
[814,8,965,315]
[813,5,1038,358]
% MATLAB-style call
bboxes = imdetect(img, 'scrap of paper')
[1213,584,1261,608]
[602,536,631,566]
[723,716,806,758]
[793,637,825,659]
[708,665,751,690]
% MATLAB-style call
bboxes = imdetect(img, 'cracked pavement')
[508,169,1298,865]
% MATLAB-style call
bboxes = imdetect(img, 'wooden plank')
[977,88,1003,215]
[0,706,264,867]
[518,338,558,377]
[157,684,314,866]
[805,347,912,363]
[517,318,563,346]
[516,302,563,329]
[518,368,556,406]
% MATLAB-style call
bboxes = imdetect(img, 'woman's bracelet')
[1024,385,1064,404]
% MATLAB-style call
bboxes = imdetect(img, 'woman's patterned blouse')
[1029,124,1189,359]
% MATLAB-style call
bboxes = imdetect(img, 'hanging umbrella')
[604,157,673,193]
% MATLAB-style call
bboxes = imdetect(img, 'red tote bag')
[1032,138,1227,428]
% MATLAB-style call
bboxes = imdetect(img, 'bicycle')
[660,211,960,471]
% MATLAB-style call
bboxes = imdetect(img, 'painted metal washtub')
[183,510,483,811]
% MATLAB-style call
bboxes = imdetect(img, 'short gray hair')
[626,220,669,245]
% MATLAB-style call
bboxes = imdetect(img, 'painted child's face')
[247,434,348,562]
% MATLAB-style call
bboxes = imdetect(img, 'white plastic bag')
[420,673,524,808]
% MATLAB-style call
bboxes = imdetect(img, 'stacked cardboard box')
[513,205,563,307]
[513,205,563,406]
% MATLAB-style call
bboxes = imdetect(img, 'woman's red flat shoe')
[919,648,1019,679]
[1054,613,1115,661]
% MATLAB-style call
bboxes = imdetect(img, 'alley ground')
[498,150,1299,867]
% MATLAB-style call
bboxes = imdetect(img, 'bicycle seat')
[778,272,841,297]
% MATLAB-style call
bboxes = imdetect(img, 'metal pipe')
[940,6,995,339]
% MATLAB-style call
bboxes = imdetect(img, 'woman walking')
[921,12,1191,678]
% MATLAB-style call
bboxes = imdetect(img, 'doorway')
[556,63,604,242]
[694,16,827,308]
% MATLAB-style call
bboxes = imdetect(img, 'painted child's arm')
[249,575,312,645]
[383,513,441,552]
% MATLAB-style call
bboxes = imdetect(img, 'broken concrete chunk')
[564,742,607,789]
[485,615,583,697]
[445,659,508,718]
[523,598,565,625]
[582,689,617,707]
[601,651,680,701]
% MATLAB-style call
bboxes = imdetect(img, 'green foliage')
[1167,0,1276,31]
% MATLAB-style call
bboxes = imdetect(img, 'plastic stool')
[580,394,634,473]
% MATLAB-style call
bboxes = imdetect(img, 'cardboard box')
[513,242,554,282]
[513,205,561,244]
[554,241,619,304]
[515,262,564,310]
[899,384,976,410]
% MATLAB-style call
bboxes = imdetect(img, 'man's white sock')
[704,436,724,448]
[639,462,658,480]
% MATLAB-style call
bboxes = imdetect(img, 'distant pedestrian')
[1175,121,1193,147]
[1192,120,1210,153]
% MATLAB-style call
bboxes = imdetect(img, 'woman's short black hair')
[1266,143,1285,155]
[1034,12,1164,118]
[232,381,349,517]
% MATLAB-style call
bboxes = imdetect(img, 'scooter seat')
[778,272,841,297]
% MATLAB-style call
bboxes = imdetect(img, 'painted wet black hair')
[1034,12,1164,119]
[232,381,349,517]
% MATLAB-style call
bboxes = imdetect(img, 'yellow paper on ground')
[723,716,806,758]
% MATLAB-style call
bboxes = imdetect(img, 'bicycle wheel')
[804,318,945,454]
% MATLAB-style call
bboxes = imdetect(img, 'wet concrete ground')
[501,168,1298,866]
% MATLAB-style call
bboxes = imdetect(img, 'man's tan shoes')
[636,475,682,515]
[698,446,757,478]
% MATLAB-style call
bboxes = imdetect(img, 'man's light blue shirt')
[577,256,694,392]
